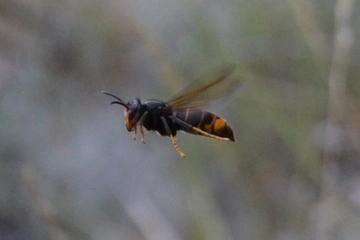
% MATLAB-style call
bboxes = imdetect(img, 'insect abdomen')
[174,110,235,142]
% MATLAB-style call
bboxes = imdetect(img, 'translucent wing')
[167,64,241,111]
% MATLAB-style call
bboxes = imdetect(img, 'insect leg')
[138,111,149,143]
[169,135,185,159]
[160,116,186,158]
[171,116,231,142]
[132,126,137,140]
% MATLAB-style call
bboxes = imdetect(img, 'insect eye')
[128,100,139,109]
[127,100,141,119]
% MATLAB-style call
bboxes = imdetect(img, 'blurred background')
[1,0,360,239]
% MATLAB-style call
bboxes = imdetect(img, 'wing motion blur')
[167,64,241,111]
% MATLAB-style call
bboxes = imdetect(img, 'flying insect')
[102,64,241,158]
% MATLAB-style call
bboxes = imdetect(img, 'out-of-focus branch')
[112,189,182,240]
[22,167,69,240]
[287,0,330,78]
[110,0,183,92]
[321,0,355,196]
[327,0,355,122]
[316,0,355,240]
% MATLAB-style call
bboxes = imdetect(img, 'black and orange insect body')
[173,110,235,142]
[103,64,241,158]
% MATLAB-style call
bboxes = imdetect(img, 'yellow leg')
[172,116,231,142]
[191,126,231,142]
[138,111,148,143]
[170,135,185,158]
[132,126,137,140]
[159,116,185,158]
[140,125,145,143]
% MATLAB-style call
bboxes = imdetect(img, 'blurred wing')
[167,64,241,111]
